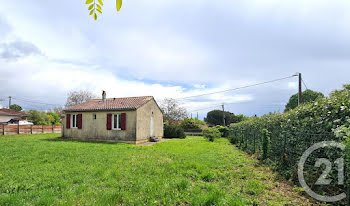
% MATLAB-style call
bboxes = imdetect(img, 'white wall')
[0,115,16,122]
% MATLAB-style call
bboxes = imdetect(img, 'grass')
[0,134,311,205]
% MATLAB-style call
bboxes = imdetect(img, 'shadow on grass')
[41,137,133,146]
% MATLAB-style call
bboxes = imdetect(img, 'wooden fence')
[0,125,62,135]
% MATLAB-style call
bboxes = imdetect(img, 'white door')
[150,116,154,137]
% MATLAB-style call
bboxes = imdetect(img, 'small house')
[0,108,30,125]
[62,92,163,144]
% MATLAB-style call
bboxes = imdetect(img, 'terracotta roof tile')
[0,108,27,116]
[64,96,153,112]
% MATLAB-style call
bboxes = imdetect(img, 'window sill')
[112,128,121,131]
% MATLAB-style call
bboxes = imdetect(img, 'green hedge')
[203,127,221,142]
[164,124,186,139]
[229,85,350,203]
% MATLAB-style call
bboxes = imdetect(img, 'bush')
[261,129,270,160]
[203,127,221,142]
[180,118,201,130]
[215,125,229,137]
[228,134,239,144]
[228,84,350,203]
[164,124,186,139]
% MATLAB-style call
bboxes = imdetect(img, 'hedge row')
[229,85,350,203]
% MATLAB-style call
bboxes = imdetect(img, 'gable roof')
[0,108,27,117]
[64,96,154,112]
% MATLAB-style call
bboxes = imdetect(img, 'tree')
[9,104,22,111]
[285,89,324,112]
[27,110,50,125]
[65,90,97,107]
[205,110,242,126]
[160,98,187,124]
[85,0,122,20]
[47,112,61,125]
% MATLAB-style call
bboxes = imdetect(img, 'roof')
[0,108,27,117]
[64,96,154,112]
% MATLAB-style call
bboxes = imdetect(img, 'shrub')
[228,134,239,144]
[164,124,186,139]
[261,129,270,160]
[203,127,221,142]
[228,84,350,203]
[215,125,229,137]
[180,118,201,130]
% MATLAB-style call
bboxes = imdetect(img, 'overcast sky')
[0,0,349,119]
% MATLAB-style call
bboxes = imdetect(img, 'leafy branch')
[85,0,122,20]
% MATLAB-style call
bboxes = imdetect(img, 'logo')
[298,141,346,202]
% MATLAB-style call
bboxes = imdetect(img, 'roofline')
[0,114,28,117]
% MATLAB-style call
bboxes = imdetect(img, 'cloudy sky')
[0,0,349,119]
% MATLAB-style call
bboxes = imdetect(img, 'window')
[93,114,97,120]
[112,114,122,130]
[71,114,78,128]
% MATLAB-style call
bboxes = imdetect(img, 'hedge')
[229,85,350,204]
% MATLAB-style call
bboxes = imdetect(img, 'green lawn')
[0,134,310,205]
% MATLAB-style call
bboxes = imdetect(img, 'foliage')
[9,104,22,112]
[205,110,246,126]
[180,118,205,130]
[0,134,306,205]
[27,110,50,125]
[47,112,61,125]
[160,98,187,124]
[229,84,350,203]
[65,90,97,107]
[85,0,122,20]
[285,89,324,112]
[164,124,186,139]
[215,125,229,137]
[48,107,64,118]
[261,129,270,160]
[27,110,61,125]
[203,127,221,142]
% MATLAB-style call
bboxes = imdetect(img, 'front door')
[150,116,154,137]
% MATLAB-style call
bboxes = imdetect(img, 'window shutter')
[121,113,126,130]
[66,114,71,129]
[77,114,82,129]
[107,114,112,130]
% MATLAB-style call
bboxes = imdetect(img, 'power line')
[302,79,308,90]
[12,97,63,107]
[177,74,297,100]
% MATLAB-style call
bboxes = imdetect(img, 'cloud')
[0,41,41,60]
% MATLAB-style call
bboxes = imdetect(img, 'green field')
[0,134,310,205]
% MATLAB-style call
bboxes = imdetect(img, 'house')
[0,108,31,125]
[62,92,163,144]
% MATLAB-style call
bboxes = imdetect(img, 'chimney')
[102,91,106,102]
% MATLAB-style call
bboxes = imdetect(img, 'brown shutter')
[77,114,82,129]
[66,114,71,129]
[107,113,112,130]
[121,113,126,130]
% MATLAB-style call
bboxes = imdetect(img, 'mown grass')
[0,134,310,205]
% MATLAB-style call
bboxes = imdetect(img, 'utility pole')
[191,113,192,119]
[8,96,12,108]
[196,112,198,120]
[298,73,302,106]
[222,104,225,126]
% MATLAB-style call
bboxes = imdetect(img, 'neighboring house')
[63,92,163,144]
[0,108,30,125]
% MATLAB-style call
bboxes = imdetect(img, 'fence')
[0,125,62,135]
[229,128,348,205]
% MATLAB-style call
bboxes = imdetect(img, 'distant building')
[62,91,163,144]
[0,108,32,125]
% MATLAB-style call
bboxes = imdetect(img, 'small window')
[71,114,78,128]
[112,114,121,130]
[93,114,97,120]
